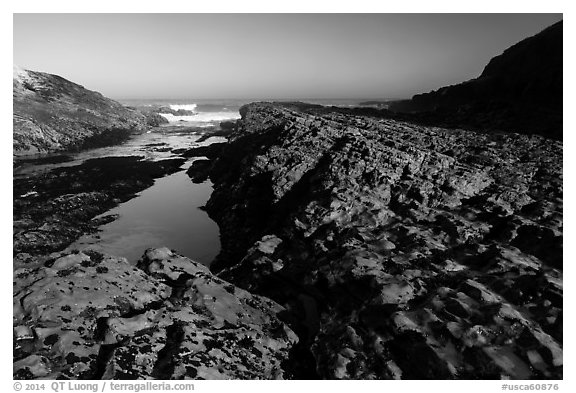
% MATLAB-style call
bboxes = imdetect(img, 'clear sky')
[13,13,562,100]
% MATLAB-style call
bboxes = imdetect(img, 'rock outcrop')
[205,102,562,379]
[13,66,162,156]
[389,21,562,140]
[14,248,297,379]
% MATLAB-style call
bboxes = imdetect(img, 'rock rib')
[205,102,562,379]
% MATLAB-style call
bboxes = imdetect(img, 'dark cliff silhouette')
[389,21,562,140]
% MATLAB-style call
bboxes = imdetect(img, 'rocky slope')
[204,102,562,379]
[14,248,297,379]
[389,21,562,140]
[13,66,165,156]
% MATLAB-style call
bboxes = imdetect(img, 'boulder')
[13,248,298,379]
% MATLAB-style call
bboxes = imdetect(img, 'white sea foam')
[169,104,198,112]
[159,111,241,124]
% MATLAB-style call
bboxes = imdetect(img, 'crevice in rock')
[151,322,186,379]
[93,317,109,342]
[254,273,328,379]
[91,342,122,380]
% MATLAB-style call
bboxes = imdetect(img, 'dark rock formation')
[13,66,161,155]
[180,143,227,183]
[204,102,562,379]
[389,21,562,140]
[179,142,226,160]
[13,248,297,379]
[220,120,238,131]
[186,159,212,183]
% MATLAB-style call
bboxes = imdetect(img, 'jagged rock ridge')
[204,102,562,379]
[13,66,165,156]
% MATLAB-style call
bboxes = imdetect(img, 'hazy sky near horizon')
[14,13,562,100]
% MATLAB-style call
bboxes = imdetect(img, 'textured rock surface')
[13,66,163,156]
[389,21,562,140]
[14,248,297,379]
[206,102,563,379]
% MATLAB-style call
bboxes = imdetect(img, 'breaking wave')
[155,102,241,124]
[168,104,198,112]
[159,111,241,124]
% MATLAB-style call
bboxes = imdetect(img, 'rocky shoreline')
[201,102,562,379]
[13,123,303,380]
[13,136,300,380]
[13,102,563,379]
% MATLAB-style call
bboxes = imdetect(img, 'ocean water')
[120,98,248,127]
